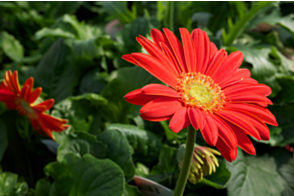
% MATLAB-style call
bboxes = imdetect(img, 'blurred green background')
[0,1,294,196]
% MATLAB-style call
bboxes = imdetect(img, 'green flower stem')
[174,125,197,196]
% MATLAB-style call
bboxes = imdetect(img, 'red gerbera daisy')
[123,28,277,162]
[0,70,69,140]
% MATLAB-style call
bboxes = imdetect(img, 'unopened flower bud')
[177,144,221,184]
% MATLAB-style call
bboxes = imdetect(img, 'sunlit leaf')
[97,129,135,179]
[226,150,284,196]
[0,31,24,62]
[45,153,124,196]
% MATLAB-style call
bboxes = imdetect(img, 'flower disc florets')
[15,98,38,119]
[176,72,226,112]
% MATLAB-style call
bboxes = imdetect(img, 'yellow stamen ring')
[176,72,226,112]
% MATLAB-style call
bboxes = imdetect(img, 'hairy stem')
[173,125,196,196]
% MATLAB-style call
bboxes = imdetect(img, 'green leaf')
[276,126,294,147]
[99,1,136,24]
[101,66,159,123]
[121,17,155,53]
[0,119,8,162]
[35,179,51,196]
[35,27,76,40]
[61,14,93,40]
[105,124,162,165]
[0,172,17,195]
[222,1,273,46]
[270,47,294,76]
[271,149,294,196]
[57,132,107,162]
[278,14,294,38]
[64,37,104,69]
[34,38,77,103]
[160,121,178,141]
[0,172,28,196]
[45,153,124,196]
[79,68,107,94]
[97,129,135,179]
[52,2,82,18]
[270,105,294,128]
[0,31,24,62]
[135,163,150,177]
[226,150,284,196]
[275,75,294,103]
[150,145,178,183]
[123,184,144,196]
[52,93,107,133]
[247,7,282,29]
[201,160,231,189]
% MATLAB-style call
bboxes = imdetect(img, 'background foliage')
[0,1,294,196]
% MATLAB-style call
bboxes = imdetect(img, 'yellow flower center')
[176,72,226,112]
[15,98,38,119]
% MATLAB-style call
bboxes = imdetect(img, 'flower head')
[177,144,220,184]
[0,70,69,139]
[123,28,278,162]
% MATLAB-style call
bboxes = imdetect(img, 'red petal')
[216,137,237,162]
[4,71,14,92]
[207,43,218,67]
[219,69,253,88]
[32,105,47,113]
[225,121,256,155]
[226,94,273,105]
[40,113,68,125]
[39,116,68,132]
[122,54,138,65]
[142,84,179,97]
[180,28,196,73]
[163,28,187,73]
[209,42,218,56]
[12,71,20,94]
[204,49,227,76]
[140,97,183,119]
[27,87,42,104]
[227,109,270,140]
[124,89,160,106]
[150,29,170,49]
[225,103,277,126]
[137,36,179,77]
[5,102,17,109]
[0,89,15,102]
[211,115,237,150]
[191,29,210,73]
[33,99,54,112]
[140,115,172,122]
[38,121,55,140]
[23,77,34,92]
[160,43,181,74]
[200,113,218,146]
[20,85,30,100]
[223,83,272,97]
[213,51,244,84]
[131,53,177,88]
[188,107,205,130]
[216,110,261,140]
[1,81,10,91]
[169,107,190,133]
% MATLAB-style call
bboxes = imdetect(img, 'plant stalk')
[173,125,196,196]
